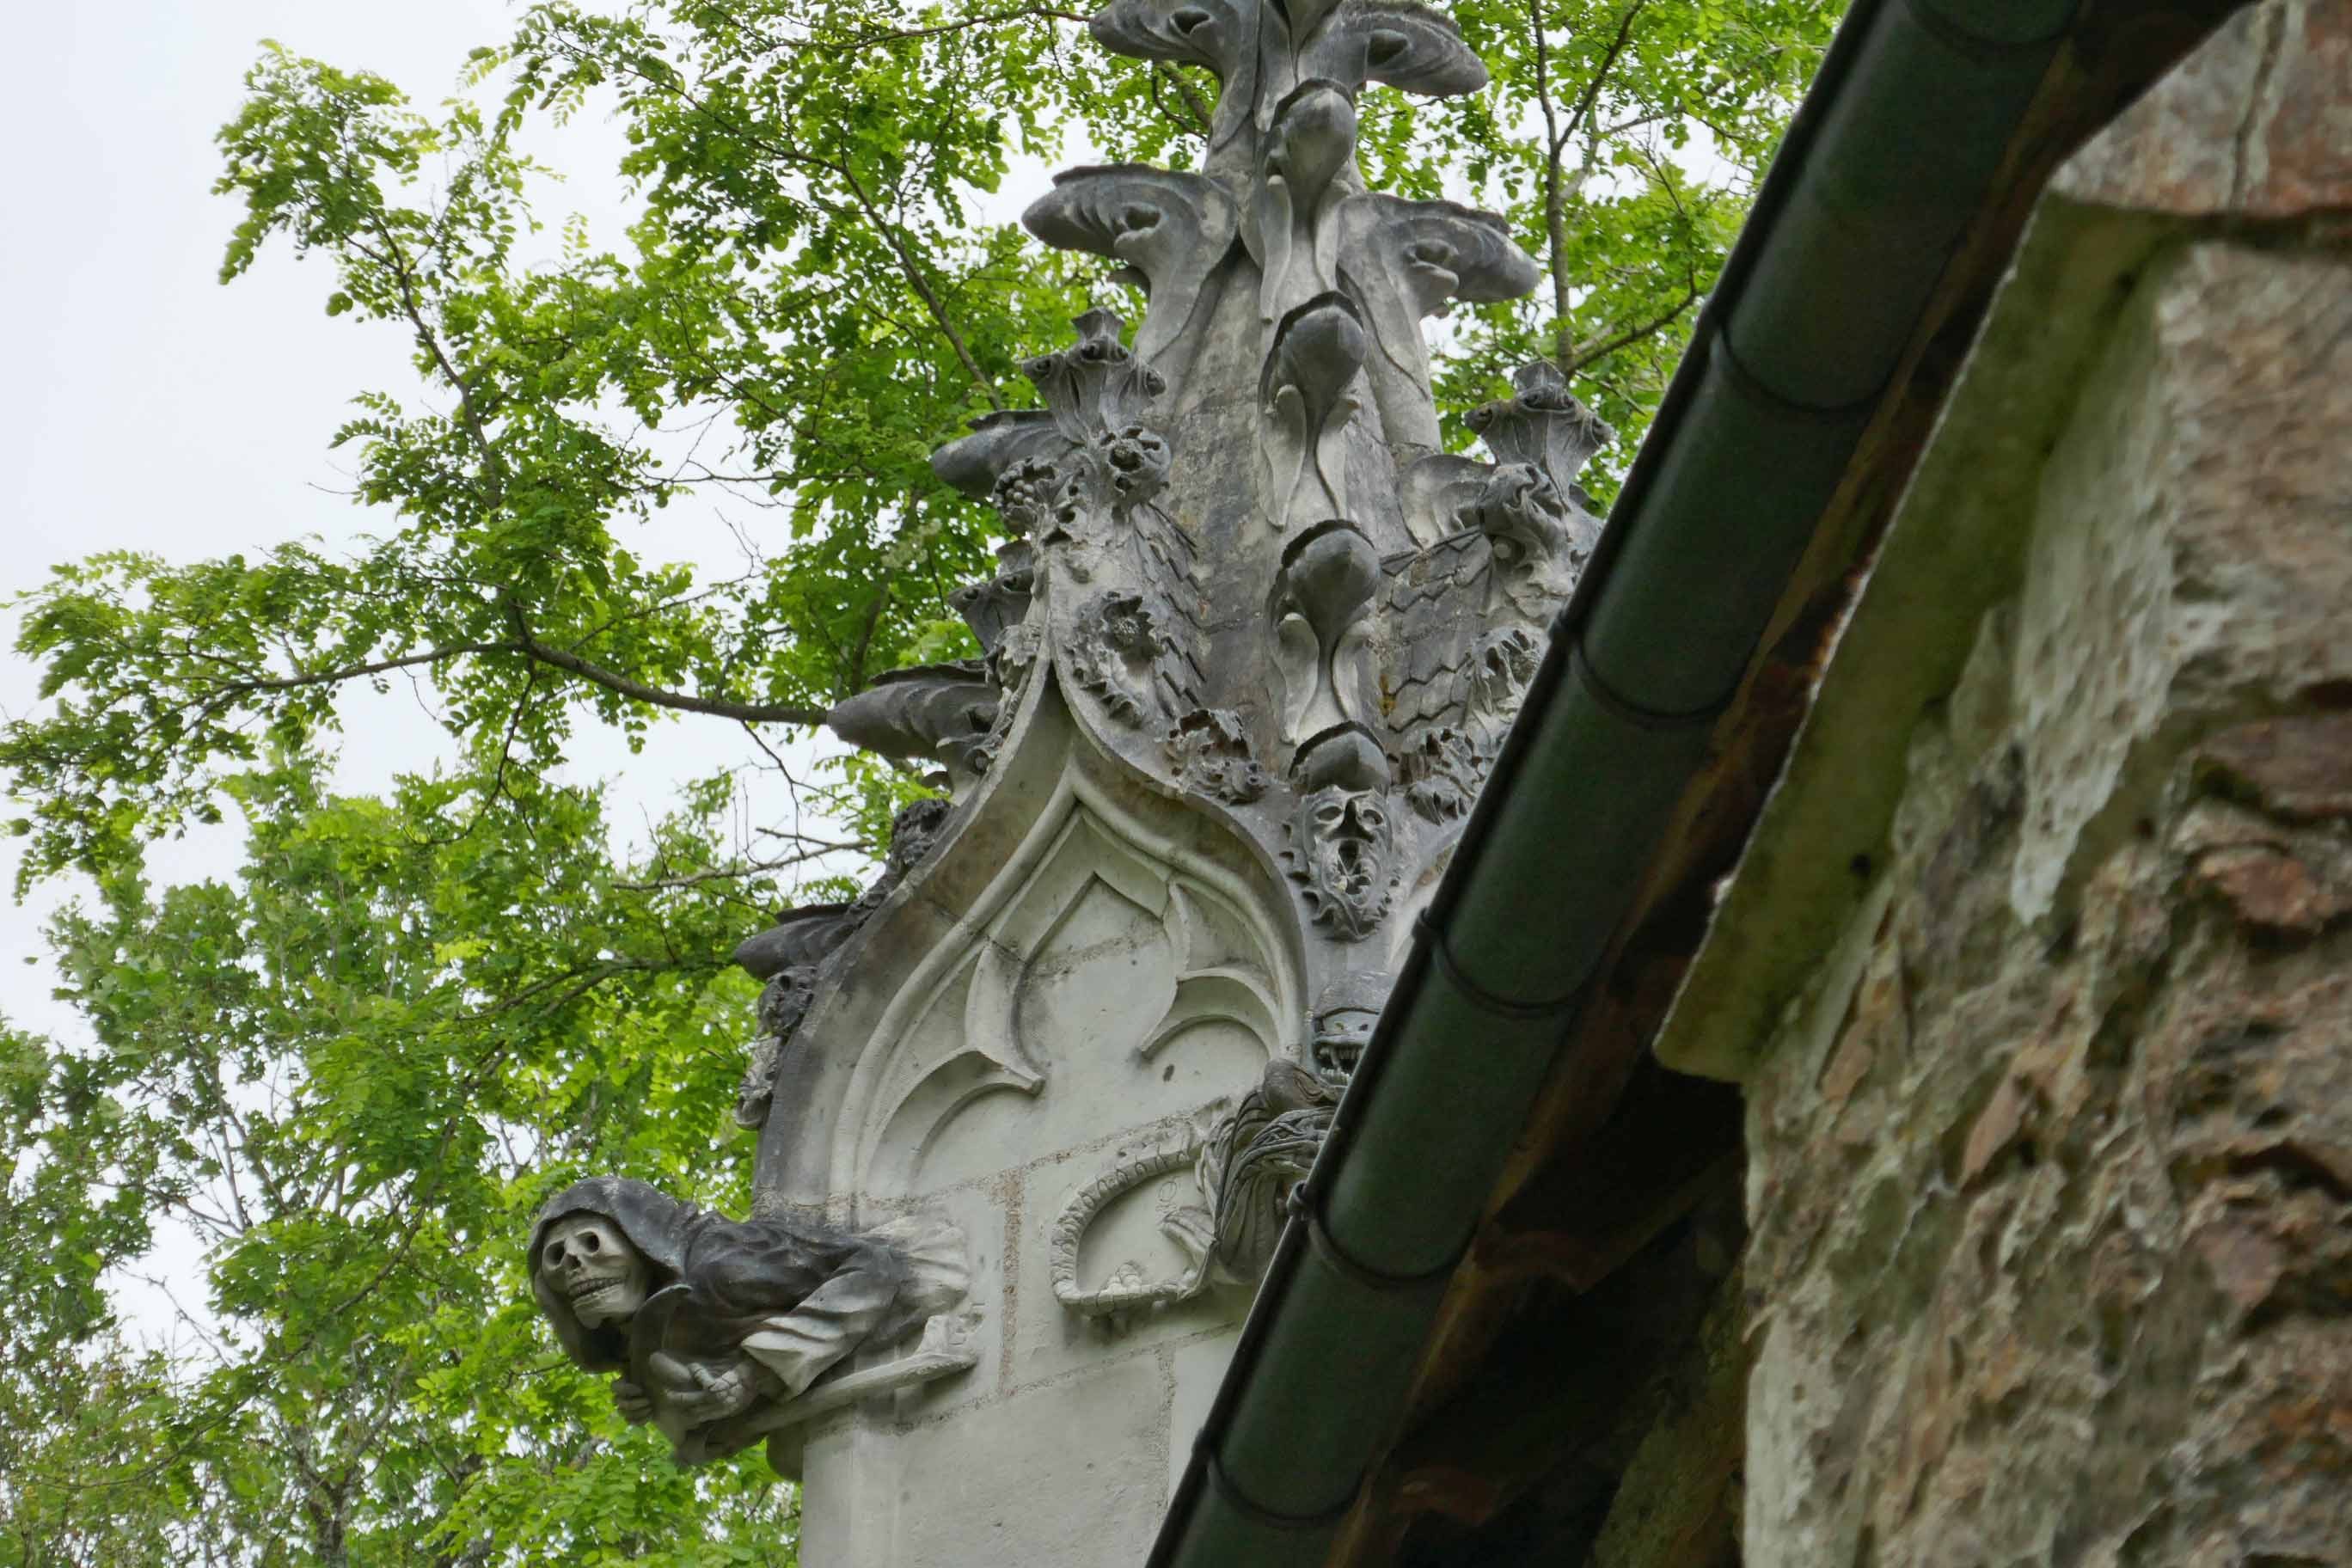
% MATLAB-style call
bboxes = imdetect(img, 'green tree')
[1,1,1838,1559]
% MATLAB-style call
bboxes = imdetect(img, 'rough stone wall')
[1741,11,2352,1563]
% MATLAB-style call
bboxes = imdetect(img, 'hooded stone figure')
[530,1177,968,1464]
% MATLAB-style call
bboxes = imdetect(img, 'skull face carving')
[536,1214,653,1329]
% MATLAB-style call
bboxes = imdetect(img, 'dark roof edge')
[1146,0,2208,1561]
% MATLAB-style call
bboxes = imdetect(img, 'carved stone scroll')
[1089,0,1261,171]
[1298,0,1489,100]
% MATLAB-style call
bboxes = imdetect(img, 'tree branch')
[202,643,513,696]
[1565,281,1703,373]
[505,610,827,726]
[1154,62,1214,135]
[831,159,1007,411]
[611,839,870,891]
[202,630,827,728]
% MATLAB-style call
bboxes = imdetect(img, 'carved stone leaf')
[1091,0,1255,74]
[1164,708,1271,804]
[1339,195,1540,447]
[1467,462,1592,620]
[1271,0,1348,44]
[1089,0,1261,168]
[1297,0,1487,99]
[1067,591,1175,727]
[1024,166,1241,376]
[949,540,1037,658]
[1252,82,1360,327]
[824,661,1000,780]
[1399,452,1491,546]
[931,408,1070,501]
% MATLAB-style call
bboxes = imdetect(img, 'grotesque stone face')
[537,1213,653,1329]
[1286,783,1396,939]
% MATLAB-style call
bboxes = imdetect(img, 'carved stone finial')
[1466,360,1614,499]
[1025,309,1167,443]
[529,1178,973,1465]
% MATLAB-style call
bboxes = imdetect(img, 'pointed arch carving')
[756,681,1305,1212]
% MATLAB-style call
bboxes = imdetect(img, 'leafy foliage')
[1,0,1840,1559]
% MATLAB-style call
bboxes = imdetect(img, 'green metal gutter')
[1147,1,2092,1562]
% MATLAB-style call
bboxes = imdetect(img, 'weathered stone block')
[1736,9,2352,1564]
[803,1355,1176,1568]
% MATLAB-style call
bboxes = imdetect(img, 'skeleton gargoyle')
[530,1178,976,1464]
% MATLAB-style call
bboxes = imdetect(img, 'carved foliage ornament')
[1164,707,1271,805]
[1068,591,1179,726]
[1026,307,1167,444]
